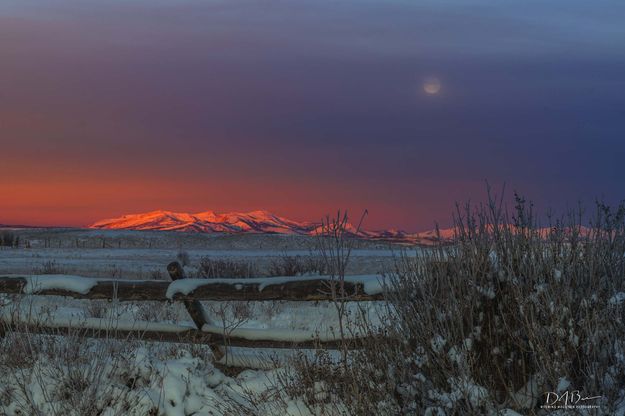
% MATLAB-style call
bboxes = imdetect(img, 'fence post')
[167,262,225,360]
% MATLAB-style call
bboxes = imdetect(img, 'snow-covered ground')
[0,228,413,279]
[3,229,622,414]
[0,231,396,415]
[0,247,404,278]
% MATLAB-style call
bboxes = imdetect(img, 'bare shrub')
[0,231,16,248]
[0,301,247,415]
[135,302,181,323]
[196,257,258,279]
[86,300,109,319]
[316,210,368,366]
[258,301,285,320]
[267,254,326,277]
[0,329,155,415]
[35,260,63,275]
[205,301,254,364]
[256,210,380,415]
[108,265,123,279]
[148,269,164,280]
[176,250,190,267]
[388,194,625,414]
[278,194,625,415]
[271,324,400,415]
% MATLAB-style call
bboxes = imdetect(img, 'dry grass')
[0,231,18,248]
[196,254,326,279]
[0,304,247,415]
[267,254,326,277]
[176,250,190,267]
[196,257,259,279]
[276,193,625,415]
[0,326,156,415]
[34,260,64,275]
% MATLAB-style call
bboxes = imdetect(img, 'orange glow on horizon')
[0,162,480,231]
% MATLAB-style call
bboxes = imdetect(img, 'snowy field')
[4,225,621,415]
[0,228,410,279]
[0,247,401,279]
[0,229,397,415]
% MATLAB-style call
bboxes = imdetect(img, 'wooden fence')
[0,262,387,362]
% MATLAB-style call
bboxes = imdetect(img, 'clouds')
[1,0,624,229]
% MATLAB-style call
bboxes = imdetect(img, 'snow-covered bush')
[0,330,155,415]
[280,193,625,415]
[0,327,253,415]
[384,194,625,414]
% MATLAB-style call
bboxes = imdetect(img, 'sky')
[1,0,624,231]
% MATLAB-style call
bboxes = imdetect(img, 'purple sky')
[1,0,624,230]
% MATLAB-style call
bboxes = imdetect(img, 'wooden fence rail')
[0,262,388,359]
[0,275,384,302]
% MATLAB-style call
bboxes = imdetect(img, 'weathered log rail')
[0,276,384,301]
[0,262,387,360]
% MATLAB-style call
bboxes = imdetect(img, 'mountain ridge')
[89,209,441,245]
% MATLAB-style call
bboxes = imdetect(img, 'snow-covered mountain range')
[89,210,446,245]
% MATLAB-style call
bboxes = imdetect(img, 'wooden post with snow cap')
[167,261,225,360]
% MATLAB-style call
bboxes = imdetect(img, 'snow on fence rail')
[1,321,378,350]
[0,275,384,301]
[0,262,388,359]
